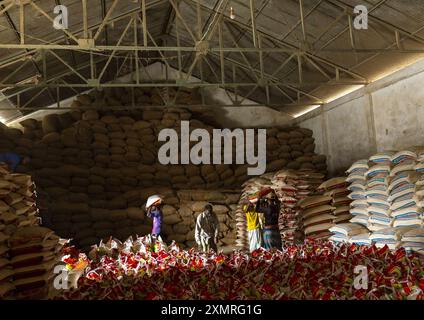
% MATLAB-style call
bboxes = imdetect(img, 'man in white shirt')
[195,204,219,253]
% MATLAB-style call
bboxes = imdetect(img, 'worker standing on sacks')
[145,195,164,246]
[195,204,219,253]
[243,195,263,252]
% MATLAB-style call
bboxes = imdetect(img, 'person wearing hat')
[243,195,263,252]
[257,192,282,250]
[145,195,164,239]
[195,204,219,253]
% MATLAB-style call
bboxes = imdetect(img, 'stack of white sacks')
[330,150,424,255]
[334,159,371,244]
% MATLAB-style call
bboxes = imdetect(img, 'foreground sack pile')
[0,89,327,250]
[0,165,64,299]
[238,169,324,249]
[329,150,424,255]
[57,236,424,300]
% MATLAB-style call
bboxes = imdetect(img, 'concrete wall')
[295,58,424,175]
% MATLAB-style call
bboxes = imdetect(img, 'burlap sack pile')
[46,187,239,252]
[0,89,326,251]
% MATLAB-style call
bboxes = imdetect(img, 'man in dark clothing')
[257,192,282,250]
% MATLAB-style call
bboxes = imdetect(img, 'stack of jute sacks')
[267,128,327,174]
[0,164,64,299]
[0,88,327,251]
[237,169,324,250]
[49,187,239,252]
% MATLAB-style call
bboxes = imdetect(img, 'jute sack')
[20,119,38,129]
[132,224,152,236]
[100,115,118,124]
[165,215,182,225]
[161,224,173,236]
[133,121,151,130]
[312,155,326,164]
[67,193,89,203]
[165,196,179,205]
[205,172,220,183]
[89,175,105,185]
[298,128,313,137]
[289,130,304,138]
[189,176,204,186]
[41,132,61,144]
[92,141,109,150]
[127,207,144,221]
[224,193,240,204]
[90,208,109,220]
[178,204,193,218]
[267,137,279,146]
[185,165,200,176]
[82,110,99,121]
[301,137,315,146]
[118,116,135,125]
[94,133,108,144]
[114,219,133,229]
[162,205,177,216]
[172,176,188,184]
[291,144,304,152]
[304,144,315,153]
[71,214,92,223]
[268,159,287,172]
[301,163,315,170]
[125,131,139,140]
[201,165,215,177]
[42,114,60,134]
[173,223,190,235]
[190,201,209,212]
[109,131,126,139]
[109,210,128,221]
[88,185,104,194]
[291,151,303,158]
[296,156,313,164]
[126,138,143,148]
[120,167,139,176]
[143,111,162,120]
[173,234,186,243]
[220,169,233,180]
[287,161,301,170]
[213,205,229,215]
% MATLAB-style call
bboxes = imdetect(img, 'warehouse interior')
[1,0,424,300]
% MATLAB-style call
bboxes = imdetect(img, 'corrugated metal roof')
[0,0,424,123]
